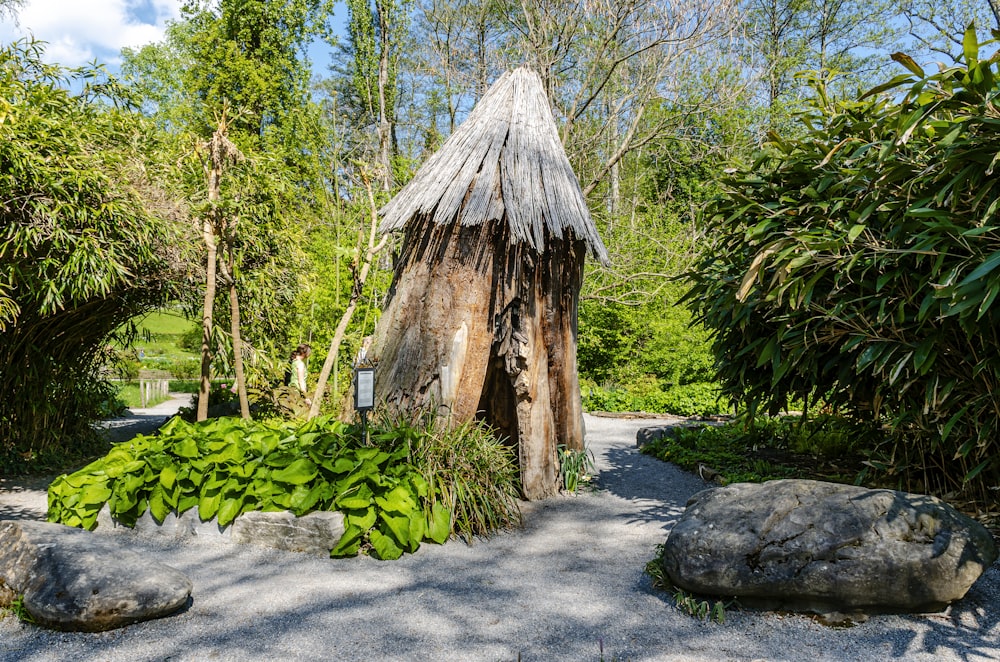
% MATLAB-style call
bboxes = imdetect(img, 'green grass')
[121,309,200,364]
[137,311,198,336]
[115,383,170,409]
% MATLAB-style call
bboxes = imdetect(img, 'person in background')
[287,344,312,406]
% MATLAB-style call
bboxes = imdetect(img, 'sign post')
[354,366,375,441]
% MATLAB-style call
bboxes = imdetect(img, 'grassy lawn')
[110,308,202,379]
[138,310,197,335]
[115,382,171,409]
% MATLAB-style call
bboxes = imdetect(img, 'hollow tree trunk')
[370,219,586,500]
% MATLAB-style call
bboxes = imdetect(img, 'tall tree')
[901,0,999,61]
[122,0,333,418]
[343,0,410,190]
[739,0,901,125]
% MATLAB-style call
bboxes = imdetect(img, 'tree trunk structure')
[370,66,607,500]
[372,219,588,499]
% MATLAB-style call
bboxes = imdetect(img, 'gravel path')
[1,411,998,662]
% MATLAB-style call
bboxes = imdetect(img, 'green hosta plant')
[47,416,451,560]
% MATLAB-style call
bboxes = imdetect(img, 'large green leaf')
[427,503,451,544]
[270,458,318,485]
[369,529,404,560]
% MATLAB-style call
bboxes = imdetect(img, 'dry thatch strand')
[379,65,610,265]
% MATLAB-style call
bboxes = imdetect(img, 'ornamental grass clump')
[369,412,522,540]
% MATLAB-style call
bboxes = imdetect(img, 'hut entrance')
[368,66,609,500]
[477,355,519,454]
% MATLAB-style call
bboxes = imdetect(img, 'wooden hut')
[371,65,609,500]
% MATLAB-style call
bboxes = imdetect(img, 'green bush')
[177,326,202,353]
[640,414,877,485]
[0,40,179,471]
[578,299,714,386]
[169,358,200,380]
[47,414,521,558]
[582,378,728,418]
[168,379,200,394]
[686,36,1000,502]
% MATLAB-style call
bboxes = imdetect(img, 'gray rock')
[232,510,345,555]
[97,506,345,556]
[0,520,192,632]
[661,479,999,614]
[97,505,233,540]
[636,425,674,449]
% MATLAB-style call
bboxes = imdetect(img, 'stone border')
[95,506,345,557]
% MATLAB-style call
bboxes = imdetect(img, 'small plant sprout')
[558,445,596,493]
[644,543,737,624]
[10,595,35,624]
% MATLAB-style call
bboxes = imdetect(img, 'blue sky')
[0,0,341,72]
[0,0,182,67]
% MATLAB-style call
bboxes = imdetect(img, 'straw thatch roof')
[379,65,610,265]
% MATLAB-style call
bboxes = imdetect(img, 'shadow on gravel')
[595,432,711,535]
[887,564,1000,661]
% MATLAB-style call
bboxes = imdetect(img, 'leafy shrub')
[177,326,203,353]
[582,378,728,417]
[640,415,878,485]
[656,383,729,418]
[169,358,200,380]
[47,414,521,558]
[120,360,142,381]
[578,298,715,386]
[168,379,200,394]
[0,40,178,472]
[686,35,1000,502]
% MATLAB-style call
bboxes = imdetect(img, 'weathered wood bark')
[371,218,496,421]
[371,217,587,499]
[371,67,606,500]
[196,192,219,422]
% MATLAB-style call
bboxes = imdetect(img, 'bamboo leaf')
[890,53,925,78]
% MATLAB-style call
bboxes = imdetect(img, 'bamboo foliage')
[0,40,183,469]
[687,33,1000,500]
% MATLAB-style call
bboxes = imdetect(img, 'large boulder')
[660,479,998,614]
[0,520,192,632]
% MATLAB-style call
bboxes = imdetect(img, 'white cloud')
[0,0,181,67]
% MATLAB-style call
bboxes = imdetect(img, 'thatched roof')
[379,66,610,265]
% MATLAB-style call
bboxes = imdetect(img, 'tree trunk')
[221,251,251,419]
[371,219,587,500]
[308,175,387,419]
[197,212,217,422]
[376,0,394,192]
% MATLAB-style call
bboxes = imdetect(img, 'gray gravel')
[1,411,998,662]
